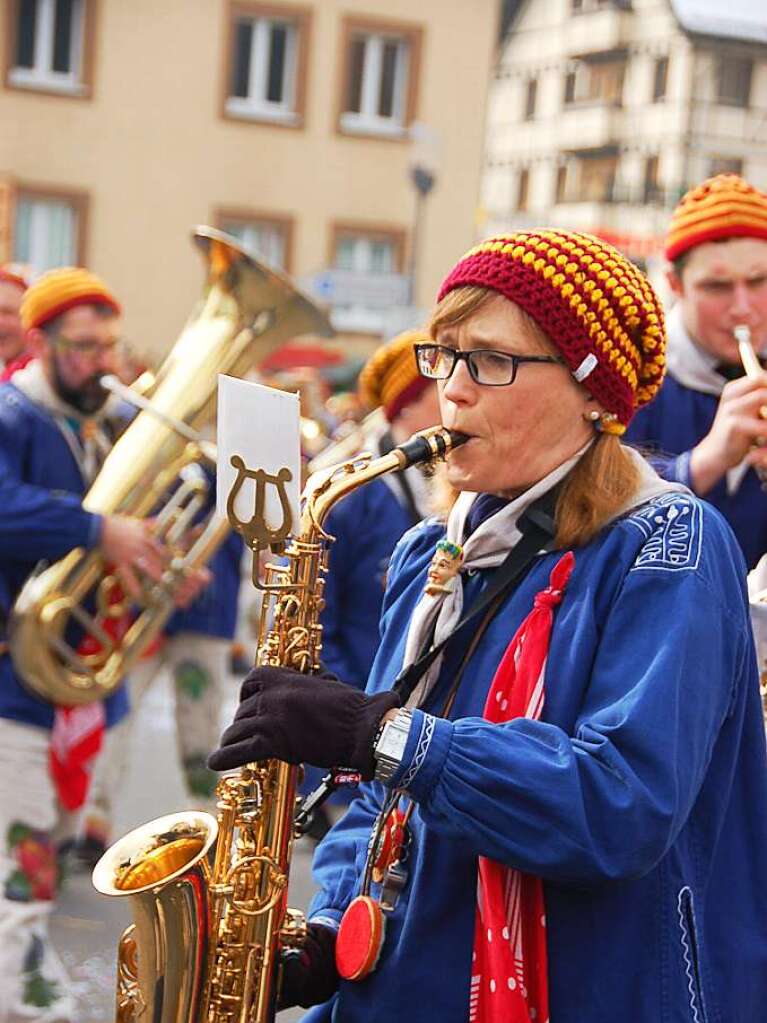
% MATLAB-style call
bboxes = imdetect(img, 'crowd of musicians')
[1,171,766,1022]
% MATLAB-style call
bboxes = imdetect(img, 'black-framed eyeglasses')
[53,335,119,359]
[414,343,565,387]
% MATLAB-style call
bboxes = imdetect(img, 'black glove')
[278,923,339,1010]
[207,666,401,779]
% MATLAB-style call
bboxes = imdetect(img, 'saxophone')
[93,425,465,1023]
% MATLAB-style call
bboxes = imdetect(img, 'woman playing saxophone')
[211,232,767,1023]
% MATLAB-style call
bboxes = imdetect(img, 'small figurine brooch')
[424,539,464,596]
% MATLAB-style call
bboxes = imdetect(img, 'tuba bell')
[9,227,333,705]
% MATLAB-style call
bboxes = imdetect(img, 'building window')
[563,58,625,108]
[523,77,537,120]
[339,18,422,138]
[563,70,576,105]
[709,156,744,177]
[7,0,93,96]
[643,155,661,203]
[652,56,668,101]
[224,3,310,126]
[13,189,86,273]
[217,210,292,270]
[717,56,752,108]
[517,168,530,211]
[579,154,617,202]
[555,165,569,204]
[333,231,402,275]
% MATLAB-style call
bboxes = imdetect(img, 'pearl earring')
[583,409,600,422]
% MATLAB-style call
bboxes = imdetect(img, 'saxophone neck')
[299,426,467,536]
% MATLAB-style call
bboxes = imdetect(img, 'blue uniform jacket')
[305,492,767,1023]
[625,373,767,568]
[0,383,128,729]
[320,478,417,689]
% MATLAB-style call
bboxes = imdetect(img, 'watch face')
[378,717,410,761]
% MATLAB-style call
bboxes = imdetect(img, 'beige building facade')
[482,0,767,273]
[0,0,499,362]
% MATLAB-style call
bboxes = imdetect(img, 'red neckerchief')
[469,551,575,1023]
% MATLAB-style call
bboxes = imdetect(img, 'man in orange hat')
[626,173,767,568]
[0,267,30,379]
[0,267,205,1021]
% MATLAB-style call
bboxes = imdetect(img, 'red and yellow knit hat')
[437,230,666,433]
[20,267,121,331]
[0,266,28,291]
[665,174,767,262]
[358,329,432,422]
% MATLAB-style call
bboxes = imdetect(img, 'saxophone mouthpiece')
[396,428,469,469]
[734,324,752,347]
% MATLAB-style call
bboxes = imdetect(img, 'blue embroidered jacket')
[304,492,767,1023]
[625,372,767,568]
[0,383,128,729]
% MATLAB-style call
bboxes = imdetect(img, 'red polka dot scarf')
[469,551,575,1023]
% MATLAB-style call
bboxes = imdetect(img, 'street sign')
[303,269,411,310]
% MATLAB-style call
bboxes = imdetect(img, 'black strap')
[378,430,421,527]
[393,488,558,705]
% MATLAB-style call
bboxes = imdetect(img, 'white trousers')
[84,633,230,837]
[0,719,76,1023]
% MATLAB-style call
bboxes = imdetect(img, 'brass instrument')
[307,407,386,474]
[9,227,333,705]
[93,425,466,1023]
[736,323,767,491]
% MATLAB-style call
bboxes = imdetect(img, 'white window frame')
[340,33,410,138]
[334,235,397,275]
[13,194,80,274]
[9,0,85,95]
[226,15,299,125]
[221,218,288,270]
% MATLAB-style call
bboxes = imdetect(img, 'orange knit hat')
[0,265,28,292]
[358,329,432,422]
[20,267,121,331]
[665,174,767,262]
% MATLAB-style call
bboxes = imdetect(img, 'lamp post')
[407,123,440,307]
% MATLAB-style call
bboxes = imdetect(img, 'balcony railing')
[567,7,633,58]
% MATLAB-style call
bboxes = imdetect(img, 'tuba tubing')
[9,228,333,705]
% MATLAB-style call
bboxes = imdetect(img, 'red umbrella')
[260,343,344,372]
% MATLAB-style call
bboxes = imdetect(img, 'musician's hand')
[208,666,401,778]
[278,923,339,1010]
[689,373,767,494]
[100,516,167,599]
[171,566,212,609]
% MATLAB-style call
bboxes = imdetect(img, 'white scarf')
[11,360,120,484]
[402,445,685,708]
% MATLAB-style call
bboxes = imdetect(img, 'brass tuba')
[92,426,465,1023]
[9,227,333,705]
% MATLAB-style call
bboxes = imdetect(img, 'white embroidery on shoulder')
[623,493,702,573]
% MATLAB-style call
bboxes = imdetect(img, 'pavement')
[51,671,320,1023]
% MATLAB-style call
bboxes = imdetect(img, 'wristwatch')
[373,709,413,784]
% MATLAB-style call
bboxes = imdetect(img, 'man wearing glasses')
[0,267,189,1022]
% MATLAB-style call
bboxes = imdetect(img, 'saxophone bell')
[95,423,458,1023]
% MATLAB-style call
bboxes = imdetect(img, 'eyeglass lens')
[417,345,517,385]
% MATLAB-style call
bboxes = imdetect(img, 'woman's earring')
[583,409,600,422]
